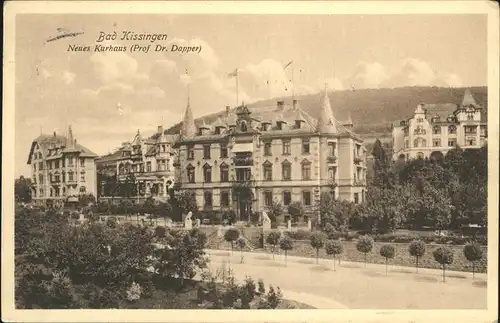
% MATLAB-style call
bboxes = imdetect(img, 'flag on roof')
[227,68,238,78]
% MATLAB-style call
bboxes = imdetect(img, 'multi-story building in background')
[27,126,98,207]
[95,127,178,202]
[391,89,488,161]
[173,87,367,221]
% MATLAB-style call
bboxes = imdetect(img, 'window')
[80,171,85,181]
[417,152,424,159]
[467,114,474,120]
[465,126,477,134]
[328,142,336,156]
[302,139,310,154]
[80,158,85,167]
[413,138,426,148]
[433,139,440,147]
[466,137,477,146]
[68,157,74,166]
[448,140,456,147]
[264,191,273,206]
[302,191,311,206]
[80,186,86,193]
[417,118,424,123]
[283,191,291,206]
[263,162,273,181]
[220,191,230,207]
[354,193,359,204]
[448,125,457,134]
[328,166,337,180]
[203,164,212,183]
[68,171,74,182]
[282,160,291,181]
[220,164,229,182]
[187,145,195,160]
[282,140,291,155]
[187,165,195,183]
[220,144,228,158]
[55,160,59,169]
[301,160,311,180]
[203,145,211,159]
[34,164,36,171]
[39,162,44,170]
[204,191,213,208]
[404,140,409,148]
[432,126,441,135]
[264,142,272,156]
[240,121,248,132]
[146,162,152,173]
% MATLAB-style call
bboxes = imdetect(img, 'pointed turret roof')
[181,94,196,137]
[66,125,74,148]
[316,86,337,134]
[132,129,142,146]
[462,88,478,107]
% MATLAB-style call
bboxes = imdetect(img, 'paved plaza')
[206,250,488,309]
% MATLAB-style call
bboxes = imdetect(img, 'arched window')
[186,164,195,183]
[448,125,457,134]
[413,139,419,148]
[203,163,212,183]
[80,186,86,193]
[240,121,247,132]
[220,163,229,182]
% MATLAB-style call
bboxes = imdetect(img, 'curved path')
[206,249,487,309]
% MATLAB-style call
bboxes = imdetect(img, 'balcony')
[231,175,255,189]
[327,156,337,164]
[233,156,254,167]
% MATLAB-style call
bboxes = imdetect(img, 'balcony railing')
[233,156,254,166]
[231,175,255,188]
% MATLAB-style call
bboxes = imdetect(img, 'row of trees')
[317,143,487,234]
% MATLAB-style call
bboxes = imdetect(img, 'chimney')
[226,106,230,115]
[158,125,164,134]
[53,131,56,137]
[74,139,77,145]
[293,99,298,110]
[277,100,285,110]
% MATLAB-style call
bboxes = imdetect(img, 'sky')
[15,14,487,177]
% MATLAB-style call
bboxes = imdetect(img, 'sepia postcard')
[2,1,499,322]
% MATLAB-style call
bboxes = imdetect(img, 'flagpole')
[236,69,239,106]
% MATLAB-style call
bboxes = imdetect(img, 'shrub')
[224,228,240,255]
[408,240,426,273]
[379,244,395,275]
[106,217,118,228]
[279,236,294,265]
[266,231,282,259]
[257,279,265,295]
[286,229,312,241]
[463,243,483,278]
[356,235,374,267]
[325,240,343,270]
[433,247,454,282]
[126,282,142,302]
[287,201,305,223]
[154,226,166,239]
[310,232,327,264]
[70,212,80,220]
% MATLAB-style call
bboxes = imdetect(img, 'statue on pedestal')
[262,211,271,229]
[184,211,193,229]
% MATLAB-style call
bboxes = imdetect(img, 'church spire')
[462,88,477,107]
[67,125,74,148]
[181,88,196,137]
[316,84,337,134]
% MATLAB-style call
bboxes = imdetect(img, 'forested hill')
[165,86,487,137]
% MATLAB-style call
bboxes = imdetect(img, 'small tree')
[154,226,166,239]
[433,247,454,282]
[379,244,395,275]
[408,240,426,273]
[266,231,281,259]
[310,232,327,264]
[288,201,305,223]
[236,237,246,263]
[279,236,294,266]
[463,243,483,279]
[356,235,374,268]
[324,239,343,271]
[224,228,240,256]
[257,279,265,295]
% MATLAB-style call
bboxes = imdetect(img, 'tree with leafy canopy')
[266,231,282,260]
[356,235,374,267]
[433,247,454,282]
[463,243,483,279]
[287,201,305,223]
[15,176,32,203]
[268,199,283,225]
[310,232,327,264]
[379,244,395,275]
[325,239,343,271]
[408,240,426,273]
[317,192,355,231]
[224,228,240,256]
[176,190,198,218]
[371,138,394,189]
[236,237,246,263]
[279,236,294,266]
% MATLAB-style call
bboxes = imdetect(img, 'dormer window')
[240,121,248,132]
[277,121,287,130]
[261,122,271,131]
[295,120,302,129]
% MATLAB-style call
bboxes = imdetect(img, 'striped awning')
[232,143,254,153]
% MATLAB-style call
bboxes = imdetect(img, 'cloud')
[346,62,388,89]
[61,70,76,84]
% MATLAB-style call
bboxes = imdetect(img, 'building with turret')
[391,89,488,161]
[27,126,98,207]
[173,86,367,221]
[95,126,178,202]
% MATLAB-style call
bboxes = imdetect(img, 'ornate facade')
[27,126,98,207]
[392,89,487,161]
[95,126,177,202]
[173,87,367,221]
